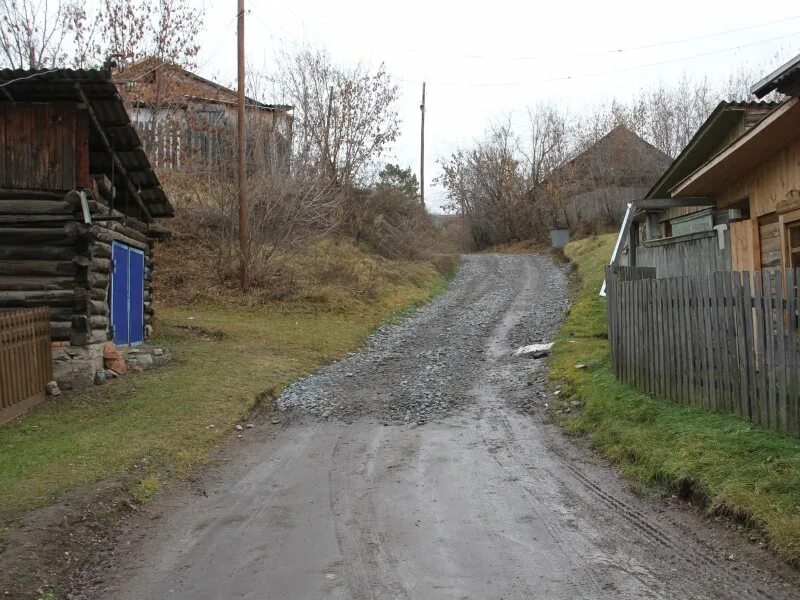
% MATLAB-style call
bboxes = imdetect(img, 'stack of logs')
[0,184,158,345]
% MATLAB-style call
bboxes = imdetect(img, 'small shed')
[0,68,174,388]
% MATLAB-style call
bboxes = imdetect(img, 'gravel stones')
[276,254,568,424]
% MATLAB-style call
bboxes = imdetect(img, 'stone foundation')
[51,343,172,391]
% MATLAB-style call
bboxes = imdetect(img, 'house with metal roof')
[536,125,671,232]
[616,53,800,279]
[113,58,293,174]
[619,101,779,277]
[0,67,174,388]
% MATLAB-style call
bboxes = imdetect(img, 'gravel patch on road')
[276,253,568,424]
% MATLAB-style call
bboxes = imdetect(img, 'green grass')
[0,267,448,528]
[551,234,800,565]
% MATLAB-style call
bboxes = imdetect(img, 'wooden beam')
[633,198,715,210]
[74,83,152,222]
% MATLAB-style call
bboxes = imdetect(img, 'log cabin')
[0,68,174,388]
[619,53,800,278]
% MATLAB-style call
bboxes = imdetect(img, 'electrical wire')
[400,31,800,89]
[413,14,800,62]
[0,67,62,88]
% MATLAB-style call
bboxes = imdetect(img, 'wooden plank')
[656,278,666,398]
[721,272,738,415]
[693,275,702,406]
[741,273,757,422]
[764,270,777,430]
[681,276,692,404]
[662,278,672,400]
[0,104,6,187]
[684,276,697,405]
[732,272,746,419]
[787,269,798,435]
[667,277,678,403]
[61,105,76,190]
[775,272,788,432]
[75,110,90,189]
[704,274,718,411]
[635,280,642,390]
[753,274,769,426]
[648,278,656,395]
[675,276,687,404]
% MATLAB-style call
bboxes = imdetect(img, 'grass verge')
[550,234,800,565]
[0,260,449,530]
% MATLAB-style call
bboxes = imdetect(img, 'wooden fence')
[605,265,800,435]
[0,308,52,424]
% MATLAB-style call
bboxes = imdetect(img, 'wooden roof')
[671,98,800,197]
[751,52,800,99]
[115,59,292,112]
[0,68,173,219]
[644,101,778,200]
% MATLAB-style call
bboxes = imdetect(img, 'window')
[669,210,713,237]
[788,223,800,268]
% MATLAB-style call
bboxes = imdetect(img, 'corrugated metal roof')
[751,53,800,99]
[0,68,173,219]
[644,100,780,200]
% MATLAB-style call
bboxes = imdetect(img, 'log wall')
[0,188,157,345]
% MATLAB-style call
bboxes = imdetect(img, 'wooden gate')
[0,308,52,424]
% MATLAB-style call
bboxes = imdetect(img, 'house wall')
[0,186,158,389]
[563,184,651,229]
[713,137,800,270]
[635,229,731,278]
[130,104,289,174]
[0,103,89,191]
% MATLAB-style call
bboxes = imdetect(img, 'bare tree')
[0,0,85,69]
[86,0,202,68]
[519,102,571,186]
[437,122,530,249]
[273,45,401,188]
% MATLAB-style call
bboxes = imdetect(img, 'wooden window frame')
[780,208,800,270]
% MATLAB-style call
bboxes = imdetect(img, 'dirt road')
[102,255,800,599]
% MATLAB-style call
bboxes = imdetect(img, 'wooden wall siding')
[606,266,800,435]
[731,219,756,271]
[759,218,782,269]
[134,119,289,176]
[635,230,731,278]
[0,307,52,424]
[0,103,88,192]
[717,137,800,219]
[0,190,155,345]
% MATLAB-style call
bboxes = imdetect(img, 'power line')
[401,15,800,63]
[0,68,61,88]
[400,31,800,89]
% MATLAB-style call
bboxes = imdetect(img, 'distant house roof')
[0,68,173,219]
[751,52,800,99]
[114,58,293,112]
[547,125,671,190]
[644,101,779,200]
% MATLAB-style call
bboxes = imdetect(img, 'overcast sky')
[187,1,800,212]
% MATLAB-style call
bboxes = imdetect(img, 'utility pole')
[237,0,249,291]
[420,81,426,210]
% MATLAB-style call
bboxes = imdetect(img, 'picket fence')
[0,308,52,424]
[605,265,800,435]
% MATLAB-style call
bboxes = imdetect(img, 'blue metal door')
[111,242,145,345]
[111,243,130,345]
[128,248,145,344]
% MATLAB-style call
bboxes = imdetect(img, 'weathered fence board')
[606,265,800,436]
[0,307,52,424]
